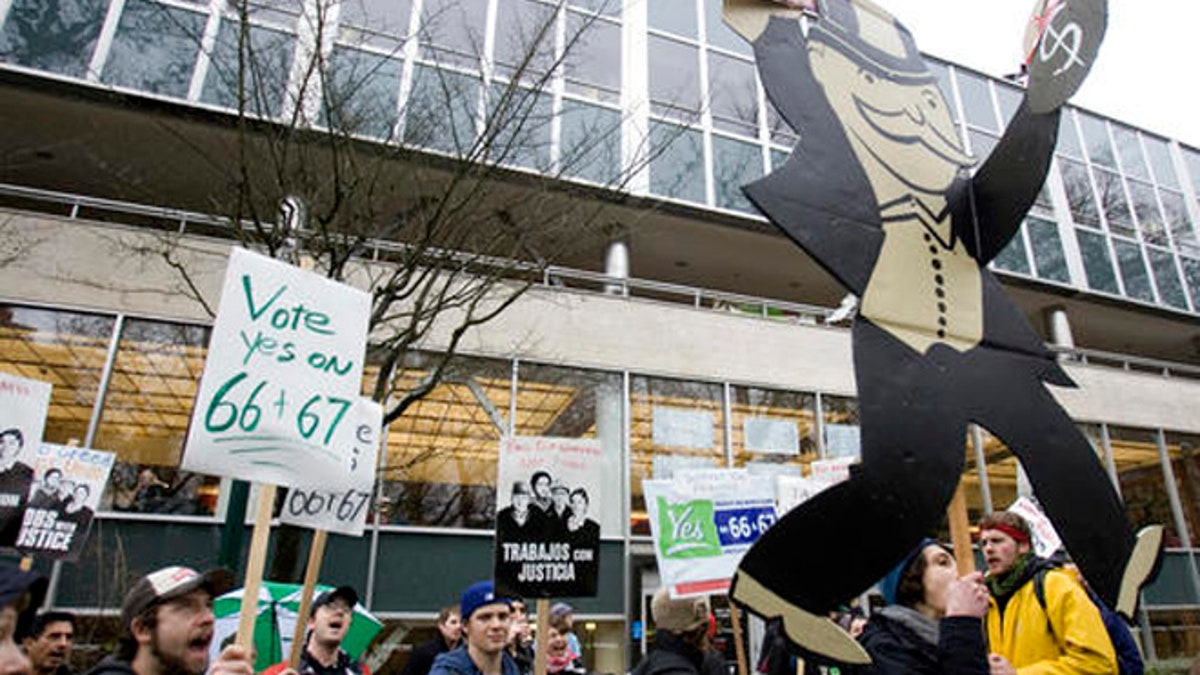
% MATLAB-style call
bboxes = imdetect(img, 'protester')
[634,588,711,675]
[22,612,74,675]
[503,599,532,675]
[84,565,250,675]
[544,615,583,675]
[844,539,989,674]
[980,513,1116,674]
[402,606,461,675]
[262,586,369,675]
[0,565,48,675]
[429,581,517,675]
[547,605,580,663]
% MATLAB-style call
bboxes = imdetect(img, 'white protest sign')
[1007,496,1063,559]
[0,372,52,453]
[809,456,856,488]
[278,398,382,536]
[645,469,778,598]
[183,248,371,492]
[16,443,115,561]
[775,474,825,516]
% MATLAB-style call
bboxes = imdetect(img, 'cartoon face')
[809,40,974,198]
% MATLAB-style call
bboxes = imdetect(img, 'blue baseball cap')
[460,580,510,621]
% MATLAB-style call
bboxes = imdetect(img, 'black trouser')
[738,318,1134,611]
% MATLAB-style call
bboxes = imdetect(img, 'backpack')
[1032,567,1144,675]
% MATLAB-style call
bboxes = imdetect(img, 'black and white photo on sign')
[16,442,114,561]
[0,372,52,549]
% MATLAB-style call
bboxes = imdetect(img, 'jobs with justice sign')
[16,443,114,561]
[183,248,372,494]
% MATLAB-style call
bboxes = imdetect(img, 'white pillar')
[604,238,629,295]
[1045,306,1075,350]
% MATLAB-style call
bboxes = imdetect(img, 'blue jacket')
[429,646,520,675]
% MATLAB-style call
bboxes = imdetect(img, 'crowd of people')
[0,511,1194,675]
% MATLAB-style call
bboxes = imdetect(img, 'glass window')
[200,19,295,118]
[493,0,557,82]
[649,121,705,204]
[1077,112,1114,168]
[1055,112,1083,159]
[981,429,1018,513]
[820,395,859,460]
[564,11,621,103]
[485,83,552,171]
[1093,168,1134,238]
[766,99,797,147]
[1160,189,1197,256]
[730,386,816,475]
[630,376,725,535]
[704,0,751,57]
[955,70,996,132]
[1182,146,1200,194]
[1113,239,1154,302]
[419,0,487,69]
[1182,257,1200,309]
[769,148,789,173]
[968,129,997,163]
[925,60,956,124]
[1109,427,1180,545]
[381,353,512,529]
[994,82,1021,127]
[1163,432,1200,545]
[102,0,206,98]
[1111,124,1149,180]
[649,0,697,38]
[0,0,107,78]
[512,362,624,536]
[708,52,758,137]
[324,47,402,139]
[992,229,1032,276]
[1128,180,1167,245]
[339,0,413,49]
[0,305,115,446]
[570,0,620,16]
[559,100,622,185]
[1027,216,1070,283]
[1147,249,1188,310]
[404,64,480,154]
[1059,158,1099,227]
[648,35,701,119]
[711,135,761,213]
[1076,229,1119,293]
[1143,135,1179,189]
[93,319,220,515]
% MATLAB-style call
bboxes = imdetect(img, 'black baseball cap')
[311,586,358,616]
[121,567,233,631]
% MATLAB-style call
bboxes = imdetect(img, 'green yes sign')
[657,497,722,559]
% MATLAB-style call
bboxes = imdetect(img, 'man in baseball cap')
[429,581,516,675]
[636,588,712,675]
[262,586,369,675]
[85,566,248,675]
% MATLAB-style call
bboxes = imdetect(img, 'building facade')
[1,0,1199,669]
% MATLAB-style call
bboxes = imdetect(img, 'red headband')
[982,522,1031,545]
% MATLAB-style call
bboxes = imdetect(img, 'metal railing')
[3,181,1197,379]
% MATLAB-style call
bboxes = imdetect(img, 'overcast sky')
[869,1,1200,150]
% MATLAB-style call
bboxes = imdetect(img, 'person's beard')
[150,631,204,675]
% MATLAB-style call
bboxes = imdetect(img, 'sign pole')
[236,483,277,650]
[727,601,748,675]
[533,599,549,675]
[288,528,330,667]
[948,482,974,573]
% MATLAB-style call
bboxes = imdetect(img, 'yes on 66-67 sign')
[183,248,372,492]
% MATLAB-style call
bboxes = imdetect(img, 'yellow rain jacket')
[986,568,1117,675]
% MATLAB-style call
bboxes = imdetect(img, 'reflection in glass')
[564,12,621,103]
[405,65,480,154]
[648,0,696,39]
[1113,239,1154,302]
[560,100,621,185]
[630,376,725,535]
[708,52,758,137]
[94,319,219,515]
[820,395,859,460]
[102,0,205,98]
[493,0,556,81]
[993,229,1031,276]
[994,83,1020,127]
[1160,189,1196,255]
[1111,124,1149,180]
[766,100,797,147]
[649,122,705,204]
[485,83,552,171]
[1110,427,1179,544]
[339,0,414,48]
[419,0,487,69]
[955,70,996,132]
[200,19,295,118]
[730,386,816,476]
[0,0,107,78]
[711,135,762,213]
[704,0,752,57]
[1163,432,1200,545]
[0,305,115,447]
[1060,159,1100,227]
[967,129,997,163]
[1076,229,1119,294]
[1093,168,1134,238]
[381,353,511,529]
[1147,249,1188,310]
[1027,217,1069,283]
[648,35,700,118]
[1143,135,1179,189]
[1078,112,1114,168]
[323,47,402,139]
[1127,180,1166,245]
[1056,112,1083,159]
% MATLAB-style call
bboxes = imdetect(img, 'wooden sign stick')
[288,529,330,667]
[948,482,974,574]
[533,598,549,675]
[237,483,278,650]
[728,600,748,675]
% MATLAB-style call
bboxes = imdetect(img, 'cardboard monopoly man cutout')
[722,0,1163,664]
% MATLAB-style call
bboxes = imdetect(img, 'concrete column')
[604,237,630,295]
[1044,306,1075,350]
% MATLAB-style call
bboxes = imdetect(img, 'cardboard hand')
[722,0,808,43]
[1021,0,1107,113]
